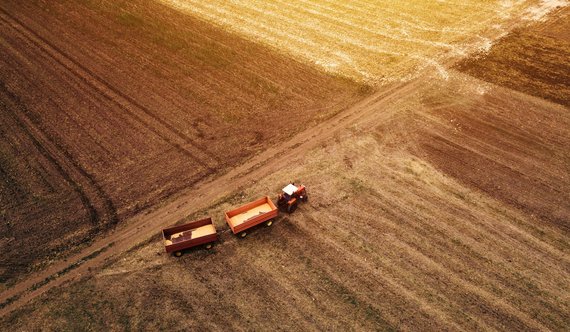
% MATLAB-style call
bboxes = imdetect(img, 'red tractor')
[277,183,308,213]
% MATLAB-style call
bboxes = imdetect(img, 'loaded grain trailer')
[225,196,278,238]
[162,217,218,257]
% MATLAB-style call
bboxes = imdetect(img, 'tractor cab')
[277,183,308,213]
[282,183,297,200]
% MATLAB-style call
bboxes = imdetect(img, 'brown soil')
[414,77,570,232]
[456,7,570,107]
[0,0,362,286]
[2,66,569,329]
[1,2,569,331]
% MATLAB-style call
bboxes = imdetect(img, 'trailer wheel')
[266,220,273,227]
[239,232,247,238]
[205,243,213,250]
[174,251,182,257]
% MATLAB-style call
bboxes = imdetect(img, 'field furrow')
[1,0,568,330]
[0,0,361,287]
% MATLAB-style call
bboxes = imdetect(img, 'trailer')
[225,196,278,238]
[162,217,218,257]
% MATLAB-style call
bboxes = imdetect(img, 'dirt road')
[0,0,361,288]
[3,66,568,329]
[0,61,418,315]
[2,2,568,329]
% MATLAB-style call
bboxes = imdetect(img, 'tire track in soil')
[0,82,115,230]
[0,4,536,319]
[0,42,210,215]
[0,69,416,315]
[0,9,219,173]
[297,186,559,331]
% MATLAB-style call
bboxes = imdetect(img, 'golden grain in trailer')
[225,196,278,238]
[162,217,218,257]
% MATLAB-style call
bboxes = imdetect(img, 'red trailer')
[225,196,278,238]
[162,217,218,257]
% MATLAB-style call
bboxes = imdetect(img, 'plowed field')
[0,0,362,286]
[1,0,569,330]
[3,67,568,330]
[457,5,570,106]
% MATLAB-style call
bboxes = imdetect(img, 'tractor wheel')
[302,194,308,202]
[287,202,298,214]
[266,220,273,227]
[174,251,182,257]
[239,232,247,238]
[205,243,213,250]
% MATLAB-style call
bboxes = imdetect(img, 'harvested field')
[413,74,570,232]
[0,0,362,286]
[159,0,551,83]
[457,6,570,106]
[1,0,569,330]
[2,67,569,330]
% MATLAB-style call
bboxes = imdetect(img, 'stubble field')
[159,0,554,83]
[3,68,568,330]
[0,0,362,287]
[1,0,569,330]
